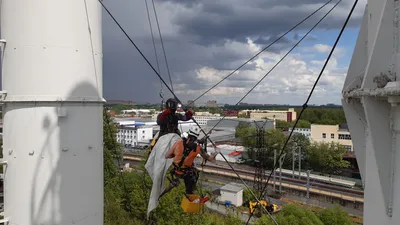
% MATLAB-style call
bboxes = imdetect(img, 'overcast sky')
[102,0,367,105]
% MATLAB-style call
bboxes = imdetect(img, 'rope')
[144,0,163,101]
[187,0,335,107]
[205,0,340,138]
[151,0,174,92]
[246,0,358,223]
[100,1,278,222]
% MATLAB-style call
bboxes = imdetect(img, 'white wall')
[116,126,153,147]
[137,127,153,142]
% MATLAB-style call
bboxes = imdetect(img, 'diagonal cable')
[188,0,334,106]
[246,0,358,224]
[144,0,163,95]
[151,0,174,92]
[205,0,341,138]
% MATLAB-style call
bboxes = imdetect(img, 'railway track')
[123,154,364,199]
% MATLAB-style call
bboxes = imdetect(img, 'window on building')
[322,133,326,138]
[142,135,145,139]
[331,133,335,139]
[342,145,352,151]
[142,130,145,134]
[338,134,351,140]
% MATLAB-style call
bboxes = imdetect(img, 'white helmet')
[187,127,200,138]
[181,132,189,139]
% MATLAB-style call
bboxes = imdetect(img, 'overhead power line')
[188,0,335,106]
[205,0,342,138]
[144,0,163,97]
[151,0,174,92]
[245,0,359,224]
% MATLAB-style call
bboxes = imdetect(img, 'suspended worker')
[157,98,194,136]
[149,98,194,153]
[165,128,219,195]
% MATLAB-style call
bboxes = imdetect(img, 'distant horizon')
[105,99,342,107]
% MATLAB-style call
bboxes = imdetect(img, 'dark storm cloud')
[102,0,366,103]
[163,0,364,46]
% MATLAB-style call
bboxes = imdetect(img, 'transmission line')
[188,0,334,106]
[205,0,341,138]
[144,0,163,104]
[151,0,174,92]
[245,0,358,223]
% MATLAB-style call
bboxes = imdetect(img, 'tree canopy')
[235,123,349,175]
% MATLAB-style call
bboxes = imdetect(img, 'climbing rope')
[245,0,359,224]
[151,0,174,93]
[144,0,163,109]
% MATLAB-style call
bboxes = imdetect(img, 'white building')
[193,116,223,126]
[218,182,244,207]
[116,126,153,147]
[288,128,311,138]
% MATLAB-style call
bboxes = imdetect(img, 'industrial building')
[310,124,353,152]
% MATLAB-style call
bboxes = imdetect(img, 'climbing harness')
[158,140,203,200]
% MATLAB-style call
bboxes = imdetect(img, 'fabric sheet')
[145,132,181,217]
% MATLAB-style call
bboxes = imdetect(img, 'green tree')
[317,206,354,225]
[304,142,350,175]
[103,109,244,224]
[103,110,122,185]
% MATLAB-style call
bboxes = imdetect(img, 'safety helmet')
[181,132,189,139]
[187,127,200,139]
[165,98,178,111]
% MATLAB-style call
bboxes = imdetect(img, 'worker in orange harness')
[163,128,219,196]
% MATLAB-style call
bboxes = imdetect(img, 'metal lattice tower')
[342,0,400,224]
[253,126,266,195]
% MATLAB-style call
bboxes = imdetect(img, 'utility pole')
[298,146,301,179]
[306,170,310,203]
[273,149,276,191]
[279,154,286,193]
[292,144,296,178]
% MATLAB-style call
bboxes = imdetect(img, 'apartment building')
[116,126,153,147]
[310,124,353,151]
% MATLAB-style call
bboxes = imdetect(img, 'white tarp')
[145,132,181,217]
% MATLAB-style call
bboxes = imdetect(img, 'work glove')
[162,108,172,116]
